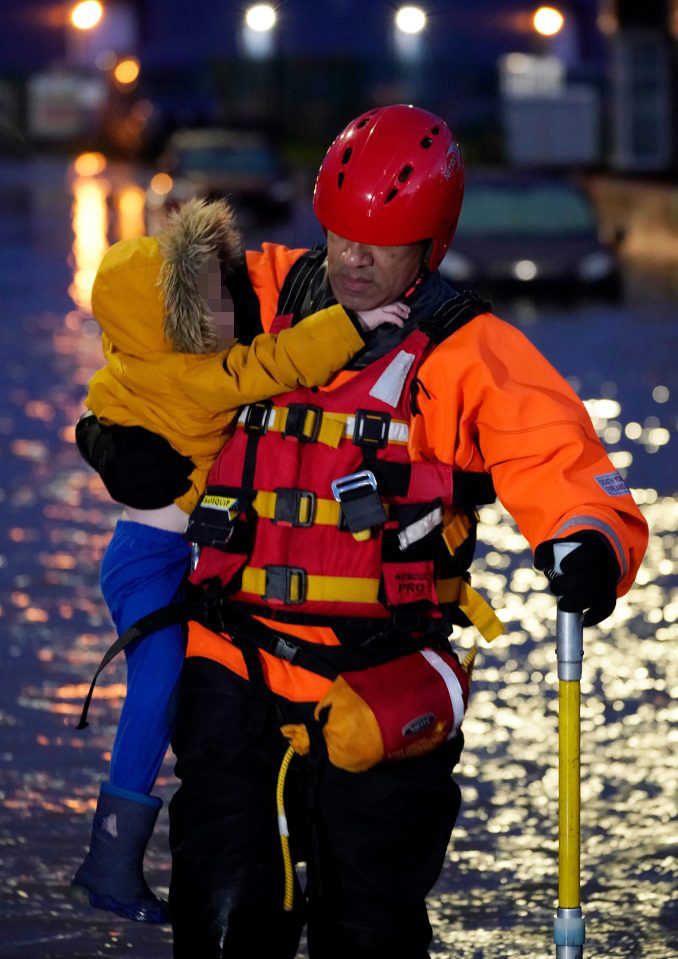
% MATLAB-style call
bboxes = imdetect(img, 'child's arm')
[180,303,405,411]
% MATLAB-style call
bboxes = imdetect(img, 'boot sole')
[70,881,169,924]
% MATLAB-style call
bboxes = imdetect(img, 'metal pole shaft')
[554,607,586,959]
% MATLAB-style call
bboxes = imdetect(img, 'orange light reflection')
[69,177,110,313]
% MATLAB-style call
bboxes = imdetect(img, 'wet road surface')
[0,158,676,958]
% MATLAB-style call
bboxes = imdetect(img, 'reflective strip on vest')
[237,406,410,448]
[419,649,466,736]
[368,350,416,408]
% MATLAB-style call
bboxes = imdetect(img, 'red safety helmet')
[313,104,464,272]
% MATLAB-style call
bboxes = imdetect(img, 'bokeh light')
[72,152,107,177]
[113,57,140,86]
[532,5,565,36]
[245,4,277,32]
[70,1,103,31]
[395,5,427,34]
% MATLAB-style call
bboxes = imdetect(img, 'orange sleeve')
[410,313,648,595]
[245,243,308,332]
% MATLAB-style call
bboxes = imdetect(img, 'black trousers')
[169,657,463,959]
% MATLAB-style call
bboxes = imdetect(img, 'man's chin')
[332,282,382,312]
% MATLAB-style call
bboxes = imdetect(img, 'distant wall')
[585,175,678,262]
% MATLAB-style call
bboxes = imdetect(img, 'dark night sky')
[1,1,605,71]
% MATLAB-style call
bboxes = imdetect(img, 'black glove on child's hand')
[75,414,194,509]
[533,530,621,627]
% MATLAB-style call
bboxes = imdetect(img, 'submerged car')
[145,128,294,229]
[440,174,620,295]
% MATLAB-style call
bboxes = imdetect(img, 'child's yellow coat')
[86,235,363,513]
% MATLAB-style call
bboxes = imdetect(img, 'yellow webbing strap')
[457,580,504,642]
[253,490,341,526]
[442,509,473,555]
[240,407,347,448]
[238,406,410,449]
[241,567,381,604]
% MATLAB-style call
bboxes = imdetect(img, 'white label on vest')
[398,507,443,550]
[369,351,416,408]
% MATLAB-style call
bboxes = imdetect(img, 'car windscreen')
[174,147,279,176]
[456,183,596,237]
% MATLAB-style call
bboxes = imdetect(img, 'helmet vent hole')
[398,165,413,183]
[420,136,433,149]
[337,172,345,189]
[356,118,369,129]
[431,126,440,135]
[342,147,353,165]
[384,187,398,204]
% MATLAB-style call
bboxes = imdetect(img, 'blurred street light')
[242,4,277,58]
[70,1,104,31]
[245,4,277,32]
[113,57,140,86]
[73,152,107,177]
[532,6,565,37]
[395,6,427,35]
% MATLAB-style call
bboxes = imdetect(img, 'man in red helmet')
[78,105,647,958]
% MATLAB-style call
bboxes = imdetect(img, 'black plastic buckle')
[273,488,316,527]
[264,565,307,604]
[353,409,391,449]
[331,470,387,534]
[244,400,273,435]
[282,404,322,442]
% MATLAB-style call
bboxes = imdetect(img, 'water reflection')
[0,158,675,958]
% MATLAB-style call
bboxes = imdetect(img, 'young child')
[71,197,408,923]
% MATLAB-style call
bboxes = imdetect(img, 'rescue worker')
[78,105,648,959]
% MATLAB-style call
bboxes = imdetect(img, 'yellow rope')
[276,745,296,912]
[461,643,478,675]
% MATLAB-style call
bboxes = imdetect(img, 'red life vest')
[187,327,502,640]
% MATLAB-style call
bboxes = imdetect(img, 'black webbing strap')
[76,602,189,730]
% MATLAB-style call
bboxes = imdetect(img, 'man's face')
[326,231,425,311]
[196,253,236,350]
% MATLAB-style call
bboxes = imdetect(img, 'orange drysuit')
[187,243,649,701]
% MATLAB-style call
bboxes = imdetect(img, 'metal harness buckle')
[331,470,387,534]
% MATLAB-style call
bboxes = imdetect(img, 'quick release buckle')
[244,400,273,435]
[331,469,387,534]
[273,488,316,527]
[264,565,307,605]
[353,409,391,449]
[282,404,322,443]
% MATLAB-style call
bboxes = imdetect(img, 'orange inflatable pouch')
[310,648,470,773]
[186,485,254,588]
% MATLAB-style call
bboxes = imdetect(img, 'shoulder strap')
[276,245,331,321]
[418,289,491,345]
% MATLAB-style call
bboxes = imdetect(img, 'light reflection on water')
[0,159,676,958]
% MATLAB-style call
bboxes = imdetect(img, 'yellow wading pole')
[553,540,586,958]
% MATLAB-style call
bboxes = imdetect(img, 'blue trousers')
[100,520,190,795]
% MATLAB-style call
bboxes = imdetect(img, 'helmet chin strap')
[402,242,433,302]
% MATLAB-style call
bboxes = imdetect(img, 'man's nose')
[342,241,373,267]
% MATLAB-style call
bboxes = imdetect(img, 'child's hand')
[356,301,410,331]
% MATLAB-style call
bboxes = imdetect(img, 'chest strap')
[237,404,410,449]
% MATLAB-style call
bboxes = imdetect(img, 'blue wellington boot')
[71,783,169,923]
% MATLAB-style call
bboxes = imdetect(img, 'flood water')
[0,157,676,958]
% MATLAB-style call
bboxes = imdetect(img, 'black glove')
[75,414,194,509]
[533,530,621,626]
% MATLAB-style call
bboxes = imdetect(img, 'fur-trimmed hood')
[90,198,243,356]
[157,197,243,352]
